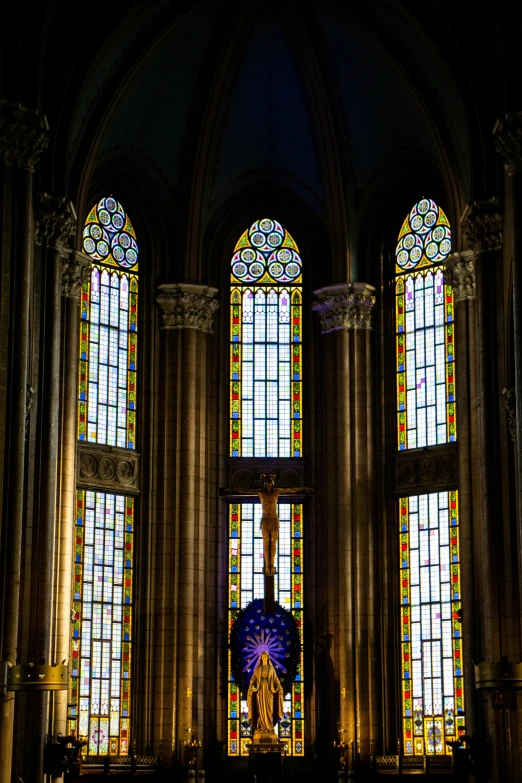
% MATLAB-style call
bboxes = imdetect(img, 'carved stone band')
[444,252,476,303]
[312,282,376,333]
[61,251,92,299]
[0,101,49,171]
[35,193,77,252]
[156,283,219,333]
[77,447,139,492]
[494,112,522,176]
[461,198,503,253]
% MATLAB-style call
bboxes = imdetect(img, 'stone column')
[0,102,48,783]
[446,197,506,779]
[494,112,522,782]
[313,283,378,765]
[53,251,90,742]
[21,195,77,782]
[155,284,218,765]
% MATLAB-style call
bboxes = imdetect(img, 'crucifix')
[221,473,314,612]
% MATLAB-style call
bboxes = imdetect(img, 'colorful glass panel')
[396,199,451,272]
[228,502,304,756]
[400,491,465,755]
[83,197,139,271]
[69,490,133,756]
[396,268,455,450]
[79,197,138,449]
[230,219,302,459]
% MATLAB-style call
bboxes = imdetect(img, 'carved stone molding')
[77,445,139,493]
[494,112,522,175]
[444,252,476,302]
[0,101,49,171]
[156,283,219,333]
[393,443,457,496]
[35,193,77,252]
[61,251,91,299]
[312,282,376,333]
[461,198,503,253]
[225,458,306,496]
[502,387,517,442]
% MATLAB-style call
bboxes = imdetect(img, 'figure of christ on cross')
[222,473,314,576]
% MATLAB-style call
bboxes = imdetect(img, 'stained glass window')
[395,199,455,450]
[69,490,133,756]
[230,219,302,458]
[396,199,464,755]
[227,502,304,756]
[73,196,138,757]
[79,197,138,448]
[400,491,465,755]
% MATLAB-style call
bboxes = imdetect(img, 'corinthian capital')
[156,283,219,333]
[461,198,503,253]
[494,112,522,175]
[61,251,91,299]
[35,193,77,251]
[312,282,376,333]
[0,102,49,171]
[444,252,476,302]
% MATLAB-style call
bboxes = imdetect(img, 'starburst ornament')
[230,599,301,694]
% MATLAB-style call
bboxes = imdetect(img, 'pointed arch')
[395,199,465,756]
[70,196,139,756]
[230,218,302,458]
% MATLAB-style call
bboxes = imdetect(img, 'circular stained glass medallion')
[83,196,139,270]
[395,198,451,271]
[231,219,302,283]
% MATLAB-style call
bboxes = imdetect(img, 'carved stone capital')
[444,251,476,302]
[461,198,503,253]
[156,283,219,333]
[35,193,77,252]
[494,112,522,175]
[0,102,49,171]
[61,251,91,299]
[312,282,376,333]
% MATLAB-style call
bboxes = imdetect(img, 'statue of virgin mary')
[247,650,285,741]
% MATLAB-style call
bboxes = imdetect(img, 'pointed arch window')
[70,197,139,756]
[396,199,455,449]
[78,197,138,448]
[228,219,304,756]
[230,219,302,458]
[395,199,465,755]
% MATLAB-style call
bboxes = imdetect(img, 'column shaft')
[155,284,218,765]
[313,282,377,768]
[0,167,35,783]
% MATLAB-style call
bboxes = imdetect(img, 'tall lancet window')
[230,219,302,458]
[70,197,139,756]
[228,219,304,757]
[395,199,465,755]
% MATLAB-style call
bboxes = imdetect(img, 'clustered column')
[22,195,78,781]
[0,102,48,783]
[313,282,378,765]
[53,250,91,741]
[155,283,218,764]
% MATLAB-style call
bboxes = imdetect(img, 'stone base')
[252,728,280,746]
[246,733,288,755]
[247,738,287,783]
